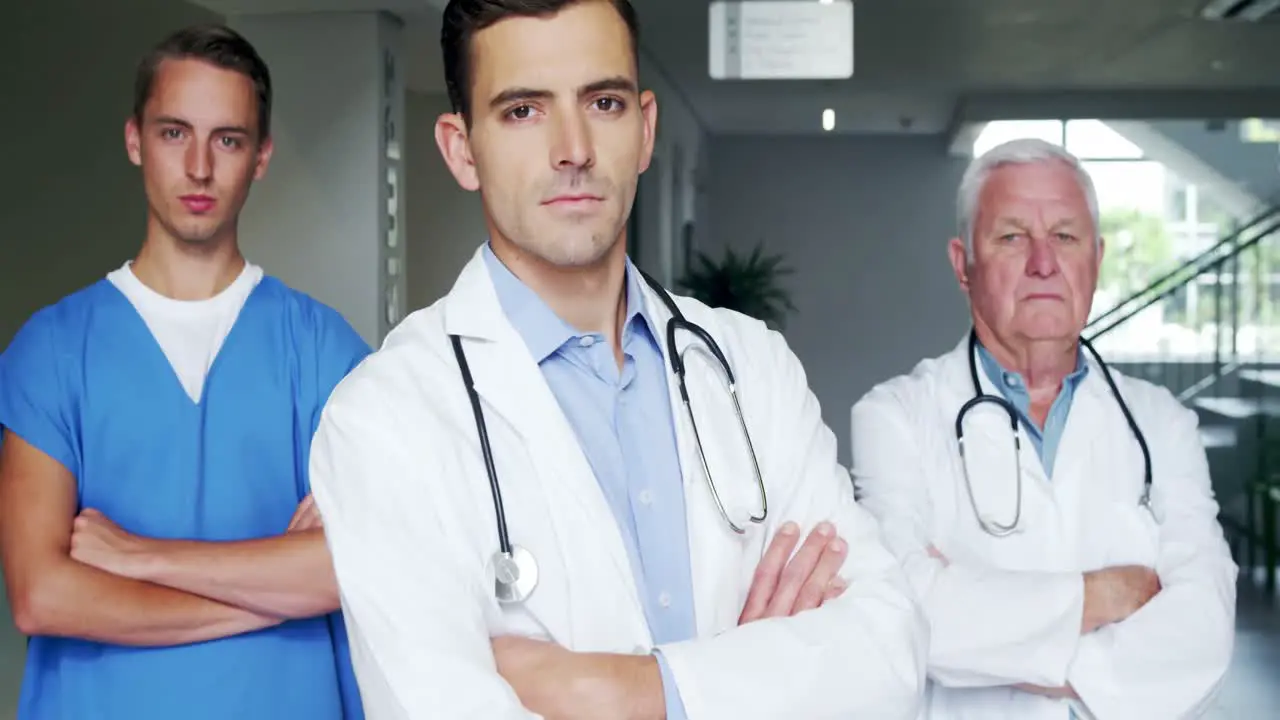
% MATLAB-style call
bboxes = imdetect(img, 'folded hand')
[739,521,848,624]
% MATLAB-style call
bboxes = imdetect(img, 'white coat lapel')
[640,281,762,637]
[938,336,1073,571]
[442,250,650,650]
[1050,362,1120,518]
[1049,368,1105,470]
[948,336,1052,518]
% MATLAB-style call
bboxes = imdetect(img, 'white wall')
[706,134,971,466]
[0,0,220,350]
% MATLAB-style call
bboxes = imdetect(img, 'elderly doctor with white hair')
[849,138,1238,720]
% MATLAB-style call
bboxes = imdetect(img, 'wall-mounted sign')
[709,0,854,80]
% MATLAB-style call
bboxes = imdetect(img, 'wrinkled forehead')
[977,161,1094,230]
[469,2,637,102]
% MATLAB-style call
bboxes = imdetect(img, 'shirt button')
[578,336,596,348]
[639,489,653,505]
[658,592,672,608]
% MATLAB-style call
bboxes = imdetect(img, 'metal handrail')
[1086,217,1280,342]
[1086,204,1280,332]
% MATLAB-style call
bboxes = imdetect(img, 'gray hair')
[956,137,1101,258]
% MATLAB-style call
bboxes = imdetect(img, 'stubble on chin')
[508,211,621,269]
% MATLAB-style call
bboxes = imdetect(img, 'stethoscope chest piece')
[491,545,539,605]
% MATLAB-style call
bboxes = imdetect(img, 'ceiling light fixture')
[822,108,836,131]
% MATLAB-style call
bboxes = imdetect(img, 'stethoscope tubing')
[449,270,771,599]
[957,328,1154,535]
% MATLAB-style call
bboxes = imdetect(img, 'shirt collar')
[482,242,657,363]
[976,340,1089,396]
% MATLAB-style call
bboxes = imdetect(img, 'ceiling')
[634,0,1280,134]
[191,0,1280,135]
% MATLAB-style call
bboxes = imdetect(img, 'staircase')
[1085,204,1280,594]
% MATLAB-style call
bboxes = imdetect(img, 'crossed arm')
[0,429,339,647]
[492,520,854,718]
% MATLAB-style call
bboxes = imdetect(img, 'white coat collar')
[442,245,681,346]
[940,330,1112,405]
[939,329,1114,498]
[442,245,513,343]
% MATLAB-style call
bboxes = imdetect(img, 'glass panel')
[1240,118,1280,143]
[1169,183,1190,223]
[972,120,1063,156]
[1065,119,1144,160]
[1083,160,1165,214]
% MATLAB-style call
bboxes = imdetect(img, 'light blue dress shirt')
[976,344,1088,478]
[483,245,695,718]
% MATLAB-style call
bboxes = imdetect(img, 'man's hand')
[492,635,663,720]
[1081,565,1162,633]
[286,494,323,533]
[927,544,950,567]
[69,508,155,580]
[738,521,848,624]
[1014,682,1080,700]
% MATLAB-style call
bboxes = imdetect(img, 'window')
[972,120,1063,156]
[1065,120,1144,160]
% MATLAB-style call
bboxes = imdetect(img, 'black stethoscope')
[449,271,769,605]
[954,328,1153,537]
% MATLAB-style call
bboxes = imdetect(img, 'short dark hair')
[133,24,273,140]
[441,0,640,118]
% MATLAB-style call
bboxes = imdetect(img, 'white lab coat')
[309,247,929,720]
[849,335,1239,720]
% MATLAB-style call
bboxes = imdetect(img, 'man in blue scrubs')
[0,25,368,719]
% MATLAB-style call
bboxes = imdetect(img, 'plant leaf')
[675,241,796,328]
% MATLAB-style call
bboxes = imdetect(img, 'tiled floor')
[0,580,1273,718]
[1206,577,1280,719]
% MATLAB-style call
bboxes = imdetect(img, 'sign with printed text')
[709,0,855,80]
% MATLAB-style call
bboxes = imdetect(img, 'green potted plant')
[678,243,797,330]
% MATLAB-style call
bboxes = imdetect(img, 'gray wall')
[707,134,971,466]
[404,91,487,312]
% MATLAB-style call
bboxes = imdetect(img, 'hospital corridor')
[5,0,1280,717]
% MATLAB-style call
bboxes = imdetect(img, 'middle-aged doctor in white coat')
[850,138,1238,720]
[308,1,928,718]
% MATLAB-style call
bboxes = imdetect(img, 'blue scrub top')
[0,276,371,720]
